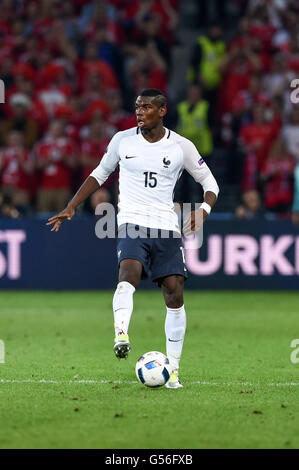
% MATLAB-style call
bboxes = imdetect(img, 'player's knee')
[118,269,140,289]
[119,274,139,289]
[165,293,184,308]
[163,282,184,308]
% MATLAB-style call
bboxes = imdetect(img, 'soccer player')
[47,89,219,389]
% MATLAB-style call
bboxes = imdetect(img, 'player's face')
[135,96,166,130]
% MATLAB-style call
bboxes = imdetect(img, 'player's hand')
[46,204,75,232]
[183,208,207,237]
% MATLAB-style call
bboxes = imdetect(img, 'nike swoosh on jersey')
[125,155,139,159]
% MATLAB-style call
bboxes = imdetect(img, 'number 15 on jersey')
[144,172,157,188]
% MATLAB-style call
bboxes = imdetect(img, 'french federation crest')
[163,157,171,168]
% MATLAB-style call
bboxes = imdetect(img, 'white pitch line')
[1,379,299,387]
[191,381,299,387]
[0,379,137,384]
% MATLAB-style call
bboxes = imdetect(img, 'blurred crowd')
[0,0,179,217]
[176,0,299,223]
[0,0,299,223]
[222,0,299,224]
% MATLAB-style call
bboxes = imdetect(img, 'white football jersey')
[90,127,219,232]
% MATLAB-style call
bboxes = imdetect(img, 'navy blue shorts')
[117,224,188,284]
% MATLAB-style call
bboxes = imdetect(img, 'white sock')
[165,305,186,372]
[113,281,135,336]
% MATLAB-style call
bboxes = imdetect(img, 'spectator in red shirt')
[239,102,279,174]
[246,35,272,74]
[76,41,119,96]
[80,116,117,209]
[35,119,78,212]
[80,102,115,141]
[79,69,108,110]
[80,117,111,183]
[0,130,33,211]
[123,0,178,46]
[229,16,251,54]
[219,49,253,116]
[222,74,270,155]
[36,63,74,118]
[125,41,168,97]
[248,4,277,53]
[261,137,295,213]
[231,74,265,116]
[219,30,273,117]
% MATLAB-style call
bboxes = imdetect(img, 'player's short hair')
[139,88,167,108]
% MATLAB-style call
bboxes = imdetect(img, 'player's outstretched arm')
[46,176,100,232]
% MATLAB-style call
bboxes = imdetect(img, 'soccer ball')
[135,351,172,388]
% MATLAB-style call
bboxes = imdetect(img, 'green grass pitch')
[0,290,299,449]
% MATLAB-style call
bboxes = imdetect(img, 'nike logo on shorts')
[125,155,139,159]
